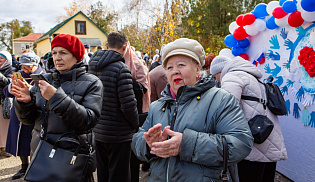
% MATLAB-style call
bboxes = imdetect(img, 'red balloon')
[273,7,288,19]
[239,53,249,60]
[259,57,266,64]
[236,14,245,26]
[243,13,256,25]
[233,27,248,40]
[288,11,304,27]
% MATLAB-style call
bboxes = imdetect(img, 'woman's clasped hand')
[144,124,182,158]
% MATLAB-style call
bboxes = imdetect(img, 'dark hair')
[97,46,102,50]
[107,31,128,49]
[203,53,216,70]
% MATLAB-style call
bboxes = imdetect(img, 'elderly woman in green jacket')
[131,38,253,182]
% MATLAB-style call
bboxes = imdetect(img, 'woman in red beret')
[11,34,103,181]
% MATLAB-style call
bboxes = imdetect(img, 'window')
[75,21,86,35]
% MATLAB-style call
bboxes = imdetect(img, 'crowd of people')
[0,31,287,182]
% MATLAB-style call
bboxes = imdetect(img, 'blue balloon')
[279,0,287,6]
[241,47,247,54]
[253,3,268,18]
[283,1,297,13]
[301,0,315,12]
[232,46,242,56]
[266,16,279,30]
[224,34,238,48]
[238,38,250,48]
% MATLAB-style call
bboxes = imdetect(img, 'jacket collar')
[89,50,125,70]
[160,73,217,104]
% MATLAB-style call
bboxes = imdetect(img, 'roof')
[34,11,108,44]
[14,33,44,42]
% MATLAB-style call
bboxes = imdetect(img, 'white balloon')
[254,19,266,31]
[297,1,303,12]
[229,21,239,34]
[244,24,259,36]
[301,9,315,22]
[275,14,289,27]
[219,48,235,59]
[267,1,280,15]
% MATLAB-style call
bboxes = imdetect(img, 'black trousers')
[130,152,140,182]
[238,160,277,182]
[96,141,131,182]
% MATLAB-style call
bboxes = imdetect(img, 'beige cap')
[162,38,205,67]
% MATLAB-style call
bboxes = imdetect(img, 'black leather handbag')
[247,115,274,144]
[24,133,92,182]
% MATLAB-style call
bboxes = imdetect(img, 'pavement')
[0,155,291,182]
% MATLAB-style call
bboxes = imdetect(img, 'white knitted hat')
[210,55,231,75]
[0,51,12,63]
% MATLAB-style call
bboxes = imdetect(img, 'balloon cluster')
[222,0,315,64]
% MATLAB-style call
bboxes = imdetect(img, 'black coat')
[11,56,20,71]
[149,61,161,72]
[0,64,14,99]
[15,62,103,153]
[88,50,139,143]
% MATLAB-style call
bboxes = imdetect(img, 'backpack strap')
[241,95,267,110]
[241,95,266,105]
[229,70,268,110]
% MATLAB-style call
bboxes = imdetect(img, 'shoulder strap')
[221,136,229,181]
[241,95,266,105]
[229,70,268,110]
[241,95,267,110]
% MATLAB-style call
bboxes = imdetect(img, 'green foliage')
[121,24,146,51]
[87,1,118,35]
[0,19,33,53]
[179,0,273,54]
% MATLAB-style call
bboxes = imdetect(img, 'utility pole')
[11,22,14,54]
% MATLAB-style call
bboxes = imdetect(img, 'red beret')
[51,34,85,62]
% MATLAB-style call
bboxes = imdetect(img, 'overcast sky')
[0,0,125,33]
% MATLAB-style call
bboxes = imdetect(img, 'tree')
[88,1,118,34]
[180,0,274,54]
[0,19,33,53]
[121,24,147,51]
[145,0,187,56]
[56,0,90,23]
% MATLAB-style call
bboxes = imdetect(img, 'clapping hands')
[144,123,183,158]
